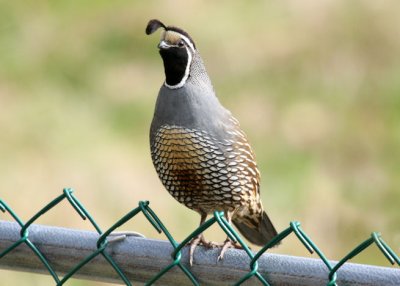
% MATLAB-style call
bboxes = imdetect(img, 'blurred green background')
[0,0,399,285]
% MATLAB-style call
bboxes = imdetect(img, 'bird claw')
[188,234,211,266]
[217,239,243,261]
[189,238,199,266]
[188,235,244,265]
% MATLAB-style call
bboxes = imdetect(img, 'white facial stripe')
[164,46,192,89]
[178,34,195,53]
[164,30,195,53]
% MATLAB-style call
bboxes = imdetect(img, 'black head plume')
[146,19,166,35]
[145,19,196,49]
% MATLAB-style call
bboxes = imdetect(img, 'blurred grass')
[0,1,399,285]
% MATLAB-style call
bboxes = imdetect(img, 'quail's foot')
[188,233,215,266]
[217,238,243,261]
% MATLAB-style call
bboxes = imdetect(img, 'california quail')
[146,19,278,264]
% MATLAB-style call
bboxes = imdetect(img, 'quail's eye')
[178,40,185,47]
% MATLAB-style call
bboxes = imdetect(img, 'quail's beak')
[158,40,170,50]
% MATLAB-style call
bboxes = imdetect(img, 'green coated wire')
[372,232,400,265]
[244,224,293,284]
[212,212,270,286]
[328,232,400,285]
[58,188,132,286]
[290,222,314,253]
[64,188,102,234]
[288,222,337,285]
[98,200,198,286]
[0,200,25,227]
[289,222,335,273]
[0,200,27,258]
[171,215,218,259]
[19,192,66,237]
[141,202,178,248]
[0,199,61,283]
[94,201,160,286]
[0,200,28,259]
[214,212,237,242]
[97,204,143,248]
[238,221,337,286]
[0,190,133,286]
[236,222,296,285]
[139,201,164,234]
[145,203,207,286]
[63,188,87,220]
[1,191,400,286]
[60,189,133,285]
[140,203,199,285]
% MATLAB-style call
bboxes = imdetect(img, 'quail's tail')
[232,210,278,246]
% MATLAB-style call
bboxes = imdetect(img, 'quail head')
[146,19,278,265]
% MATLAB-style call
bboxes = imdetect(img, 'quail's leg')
[188,213,211,266]
[217,211,243,261]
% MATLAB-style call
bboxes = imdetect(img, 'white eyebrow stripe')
[166,30,195,53]
[179,34,195,53]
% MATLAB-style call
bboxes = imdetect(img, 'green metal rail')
[0,189,399,285]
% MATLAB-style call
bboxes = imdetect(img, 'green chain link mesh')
[1,188,399,285]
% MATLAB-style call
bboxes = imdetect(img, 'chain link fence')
[0,188,399,285]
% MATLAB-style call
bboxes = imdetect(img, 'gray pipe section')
[0,220,398,285]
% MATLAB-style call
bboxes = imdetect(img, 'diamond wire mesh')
[0,188,399,286]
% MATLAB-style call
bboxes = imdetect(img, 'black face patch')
[159,47,189,86]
